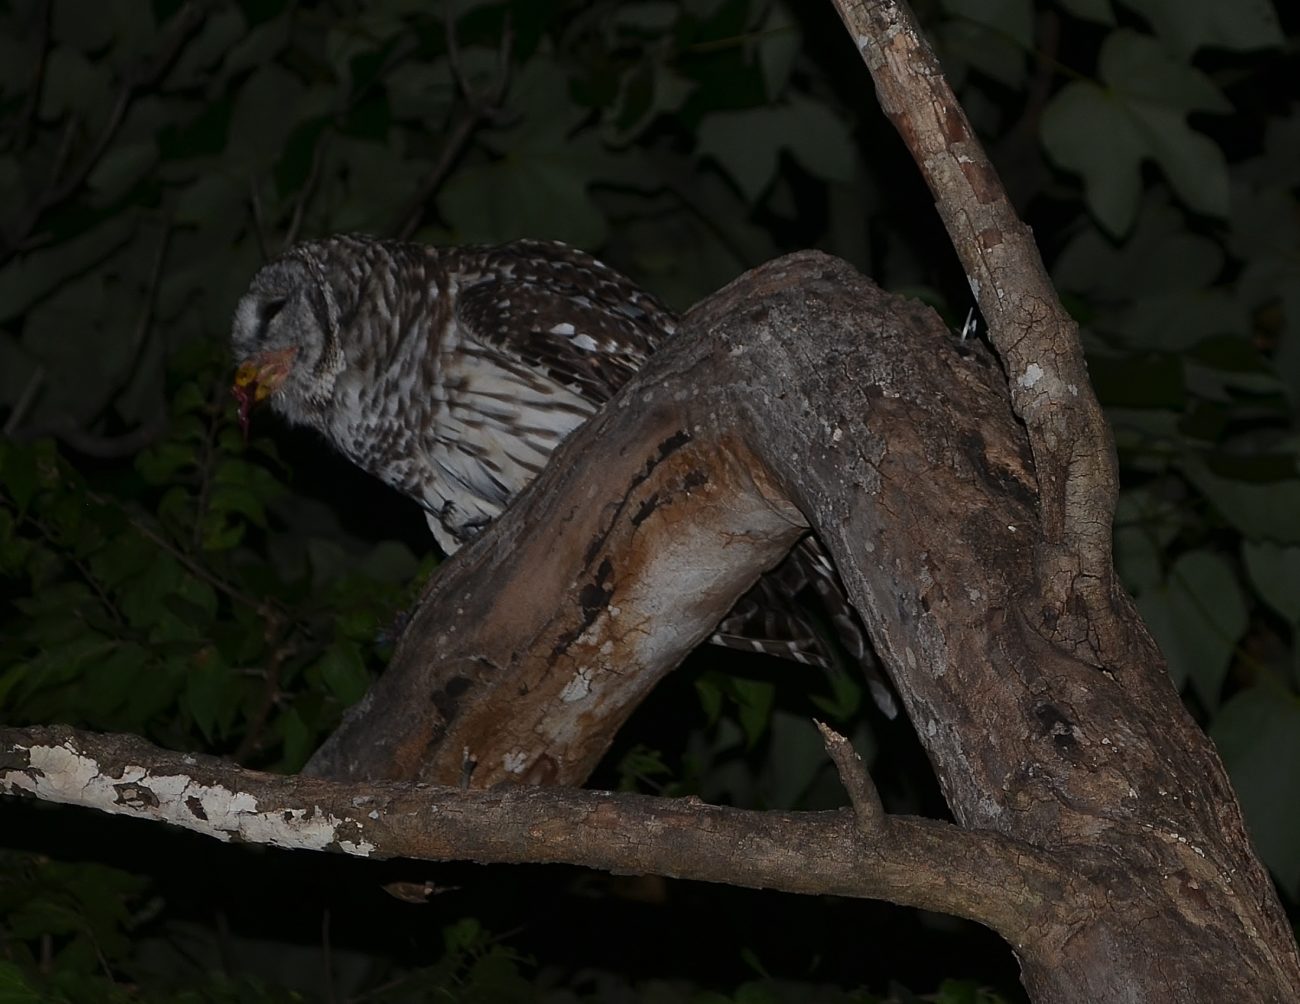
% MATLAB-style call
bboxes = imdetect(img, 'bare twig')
[84,488,280,620]
[54,412,169,459]
[131,223,170,360]
[231,634,294,765]
[283,131,330,250]
[2,364,46,438]
[21,512,127,629]
[390,11,514,240]
[815,720,883,830]
[6,223,171,456]
[992,10,1062,211]
[391,112,479,241]
[249,176,270,263]
[13,0,52,149]
[2,2,209,261]
[190,380,226,554]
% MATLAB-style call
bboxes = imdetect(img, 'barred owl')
[231,236,895,717]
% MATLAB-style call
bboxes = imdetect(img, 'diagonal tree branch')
[6,1,1298,999]
[7,241,1299,996]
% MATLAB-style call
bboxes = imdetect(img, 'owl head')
[230,240,362,434]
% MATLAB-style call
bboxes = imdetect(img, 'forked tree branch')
[830,0,1122,665]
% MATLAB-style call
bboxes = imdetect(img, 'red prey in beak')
[232,347,297,439]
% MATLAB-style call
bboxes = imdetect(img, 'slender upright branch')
[829,0,1120,662]
[390,12,513,240]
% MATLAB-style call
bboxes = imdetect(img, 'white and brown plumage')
[231,235,895,716]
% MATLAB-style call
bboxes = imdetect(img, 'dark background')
[1,1,1298,1000]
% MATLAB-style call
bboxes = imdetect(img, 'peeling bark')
[1,723,1075,947]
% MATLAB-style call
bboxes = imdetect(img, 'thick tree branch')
[9,243,1300,997]
[8,1,1297,998]
[1,724,1079,948]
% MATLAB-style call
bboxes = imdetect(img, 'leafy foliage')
[0,0,1297,999]
[0,340,420,770]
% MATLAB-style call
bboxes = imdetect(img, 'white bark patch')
[3,741,375,856]
[559,666,594,703]
[503,751,529,774]
[1017,362,1044,389]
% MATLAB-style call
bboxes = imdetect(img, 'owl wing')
[447,239,673,404]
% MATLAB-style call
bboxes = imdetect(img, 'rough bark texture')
[306,389,807,787]
[831,0,1124,670]
[824,2,1300,997]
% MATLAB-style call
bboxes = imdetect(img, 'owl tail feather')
[709,536,899,720]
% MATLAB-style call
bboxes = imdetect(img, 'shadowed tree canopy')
[2,1,1299,1001]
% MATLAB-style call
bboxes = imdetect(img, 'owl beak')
[232,347,297,438]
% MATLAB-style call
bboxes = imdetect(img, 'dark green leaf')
[185,651,238,741]
[316,643,370,706]
[1041,31,1230,234]
[1055,0,1115,23]
[698,99,853,202]
[1211,687,1300,896]
[1242,542,1300,624]
[1119,0,1283,56]
[728,676,775,749]
[0,961,44,1003]
[278,705,313,771]
[1184,460,1300,544]
[1136,549,1246,706]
